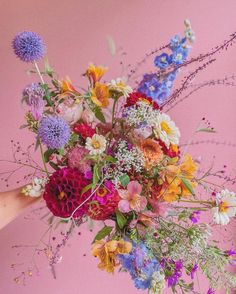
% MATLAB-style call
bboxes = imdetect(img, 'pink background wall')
[1,0,236,293]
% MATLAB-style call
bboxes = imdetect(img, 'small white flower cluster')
[22,177,47,197]
[106,140,144,187]
[123,101,159,127]
[149,271,166,294]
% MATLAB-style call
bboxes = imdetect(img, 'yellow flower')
[91,82,110,107]
[60,77,77,93]
[86,63,108,85]
[180,154,198,179]
[92,239,132,273]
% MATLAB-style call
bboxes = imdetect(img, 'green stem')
[39,141,49,177]
[177,199,214,206]
[34,61,45,84]
[111,98,118,128]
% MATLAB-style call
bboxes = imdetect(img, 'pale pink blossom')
[118,181,147,213]
[57,99,83,124]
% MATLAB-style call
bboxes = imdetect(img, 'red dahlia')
[43,167,91,218]
[125,91,159,110]
[73,122,95,139]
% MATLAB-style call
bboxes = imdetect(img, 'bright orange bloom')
[160,154,198,202]
[92,239,132,273]
[60,77,77,93]
[139,139,163,170]
[91,82,110,107]
[86,63,108,85]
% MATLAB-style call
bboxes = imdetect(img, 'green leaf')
[35,137,41,151]
[93,226,113,243]
[197,128,216,133]
[116,210,127,229]
[92,165,100,186]
[181,178,195,196]
[82,183,94,195]
[43,148,54,163]
[58,148,65,156]
[94,107,106,123]
[41,83,53,106]
[49,161,60,170]
[105,155,117,163]
[119,174,130,187]
[44,58,54,78]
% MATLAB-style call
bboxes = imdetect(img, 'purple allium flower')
[38,116,71,149]
[23,83,45,120]
[190,263,198,279]
[154,53,172,69]
[12,31,45,62]
[190,210,201,224]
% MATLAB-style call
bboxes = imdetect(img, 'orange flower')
[92,239,132,273]
[91,82,110,108]
[86,63,108,85]
[160,154,198,202]
[60,77,77,93]
[139,139,163,170]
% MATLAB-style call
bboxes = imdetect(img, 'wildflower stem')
[34,61,45,84]
[111,98,118,128]
[39,141,49,177]
[177,199,214,206]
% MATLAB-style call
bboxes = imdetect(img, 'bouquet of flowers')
[11,20,236,293]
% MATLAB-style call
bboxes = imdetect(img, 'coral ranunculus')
[43,168,91,218]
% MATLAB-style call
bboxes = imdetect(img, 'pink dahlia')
[43,167,91,218]
[88,181,119,220]
[67,146,91,173]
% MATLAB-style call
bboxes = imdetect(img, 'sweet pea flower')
[57,99,83,125]
[118,181,147,213]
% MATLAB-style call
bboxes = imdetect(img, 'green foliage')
[93,226,113,243]
[116,210,127,229]
[119,174,130,187]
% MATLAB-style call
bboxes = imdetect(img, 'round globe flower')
[38,116,71,149]
[12,31,45,62]
[43,167,91,218]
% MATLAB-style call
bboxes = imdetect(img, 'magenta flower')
[118,181,147,213]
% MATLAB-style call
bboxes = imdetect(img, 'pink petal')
[118,189,129,200]
[127,181,142,195]
[118,200,131,213]
[139,196,148,211]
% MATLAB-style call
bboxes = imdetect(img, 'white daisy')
[108,78,133,98]
[85,134,107,155]
[212,189,236,225]
[153,113,180,148]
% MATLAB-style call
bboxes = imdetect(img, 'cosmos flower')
[91,82,110,107]
[212,189,236,225]
[118,181,147,213]
[153,113,180,148]
[86,63,108,85]
[85,134,107,155]
[12,31,45,62]
[92,239,132,273]
[108,78,133,98]
[38,116,71,149]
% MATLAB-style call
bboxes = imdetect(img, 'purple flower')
[23,83,45,120]
[190,211,201,224]
[190,263,198,279]
[225,249,236,257]
[162,259,183,287]
[207,288,215,294]
[12,31,45,62]
[154,53,172,69]
[38,116,71,149]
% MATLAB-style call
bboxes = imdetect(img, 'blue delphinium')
[154,53,172,69]
[118,242,160,290]
[12,31,45,62]
[170,35,186,51]
[171,47,189,65]
[38,116,71,149]
[138,73,161,100]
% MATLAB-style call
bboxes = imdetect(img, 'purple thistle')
[12,31,45,62]
[38,116,71,149]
